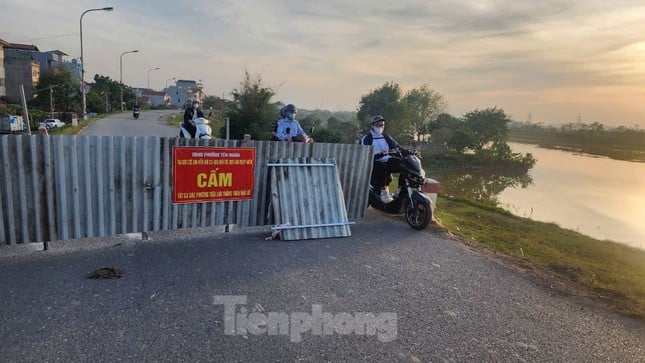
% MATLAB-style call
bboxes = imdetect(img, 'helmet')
[285,104,296,113]
[278,105,288,118]
[371,115,386,124]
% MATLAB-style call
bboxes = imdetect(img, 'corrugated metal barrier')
[0,135,373,245]
[270,158,353,240]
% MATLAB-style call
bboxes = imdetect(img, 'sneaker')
[380,188,394,203]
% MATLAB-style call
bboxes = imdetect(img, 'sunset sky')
[3,0,645,126]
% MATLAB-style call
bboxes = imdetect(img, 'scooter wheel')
[405,201,431,230]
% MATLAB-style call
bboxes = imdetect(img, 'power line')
[26,32,79,42]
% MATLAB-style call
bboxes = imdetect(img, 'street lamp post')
[147,67,160,89]
[80,6,113,121]
[165,77,175,89]
[119,49,138,111]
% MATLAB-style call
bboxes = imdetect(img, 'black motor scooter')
[133,109,140,119]
[367,150,439,230]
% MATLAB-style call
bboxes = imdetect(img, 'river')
[431,142,645,250]
[499,143,645,250]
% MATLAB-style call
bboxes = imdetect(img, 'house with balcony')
[32,50,81,82]
[167,79,204,108]
[3,43,41,103]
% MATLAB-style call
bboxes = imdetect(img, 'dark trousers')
[371,157,402,189]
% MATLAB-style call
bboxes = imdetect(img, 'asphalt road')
[0,210,643,362]
[79,110,180,137]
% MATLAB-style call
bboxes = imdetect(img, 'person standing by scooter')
[359,115,413,203]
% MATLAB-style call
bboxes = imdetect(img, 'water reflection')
[433,168,533,202]
[430,142,645,249]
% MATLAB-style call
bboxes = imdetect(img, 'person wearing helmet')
[184,99,204,123]
[180,99,205,138]
[359,115,413,203]
[275,104,311,143]
[269,105,287,141]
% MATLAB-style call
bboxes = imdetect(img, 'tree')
[429,113,462,131]
[311,128,343,143]
[201,95,232,123]
[463,107,511,150]
[88,74,132,112]
[86,91,107,113]
[447,128,474,154]
[327,116,360,143]
[299,114,322,136]
[31,65,80,114]
[401,84,446,142]
[223,70,277,140]
[357,82,410,140]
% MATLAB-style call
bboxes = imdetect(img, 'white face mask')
[374,126,384,135]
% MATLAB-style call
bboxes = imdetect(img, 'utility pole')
[19,85,32,135]
[50,85,54,118]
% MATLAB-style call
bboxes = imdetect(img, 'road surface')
[0,211,643,361]
[79,110,180,137]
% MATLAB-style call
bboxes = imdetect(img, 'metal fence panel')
[0,135,373,245]
[270,158,352,240]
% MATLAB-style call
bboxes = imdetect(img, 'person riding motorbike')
[359,115,414,203]
[184,99,204,123]
[275,104,312,143]
[179,99,204,138]
[133,104,140,119]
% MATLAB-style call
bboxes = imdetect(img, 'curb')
[0,224,273,260]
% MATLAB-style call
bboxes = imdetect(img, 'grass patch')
[44,113,114,135]
[167,112,183,127]
[434,195,645,318]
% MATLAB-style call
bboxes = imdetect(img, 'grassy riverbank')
[509,128,645,162]
[434,195,645,319]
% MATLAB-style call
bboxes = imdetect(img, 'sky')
[3,0,645,127]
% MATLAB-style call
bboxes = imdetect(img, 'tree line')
[0,64,140,124]
[2,64,533,167]
[509,121,645,162]
[222,70,523,164]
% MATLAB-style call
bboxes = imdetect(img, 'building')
[0,38,7,98]
[167,79,204,108]
[32,50,66,73]
[32,50,81,82]
[2,41,83,104]
[3,43,40,103]
[141,89,169,108]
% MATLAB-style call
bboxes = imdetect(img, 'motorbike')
[133,109,140,119]
[194,117,212,139]
[367,150,439,230]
